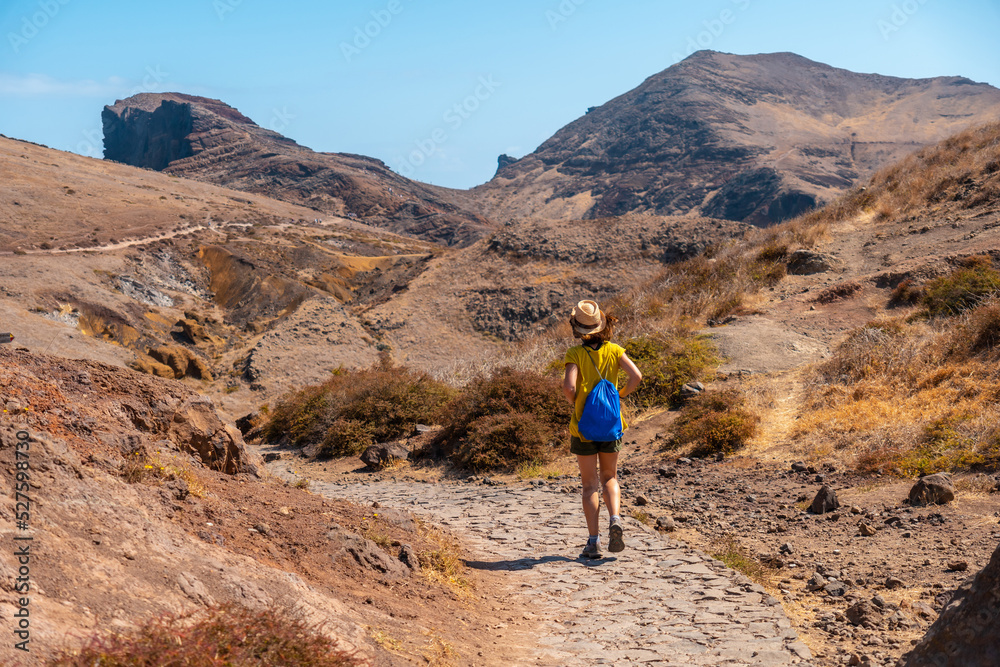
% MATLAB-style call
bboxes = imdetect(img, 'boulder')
[168,397,259,475]
[327,524,409,580]
[360,441,410,470]
[899,541,1000,666]
[909,473,956,506]
[810,485,840,514]
[787,250,837,275]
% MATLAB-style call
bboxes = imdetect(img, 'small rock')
[791,461,808,473]
[846,600,881,627]
[254,522,271,536]
[908,472,956,506]
[677,457,692,465]
[262,452,282,462]
[859,522,877,536]
[680,382,705,399]
[779,543,793,555]
[635,494,649,506]
[810,485,840,514]
[655,516,676,532]
[947,560,969,572]
[823,580,847,597]
[872,594,887,608]
[806,573,826,591]
[885,576,905,590]
[398,544,421,570]
[658,467,677,479]
[815,474,825,483]
[277,506,291,516]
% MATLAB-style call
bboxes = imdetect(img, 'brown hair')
[571,313,618,343]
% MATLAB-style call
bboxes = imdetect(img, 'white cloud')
[0,72,138,97]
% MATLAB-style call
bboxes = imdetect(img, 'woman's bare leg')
[577,454,601,535]
[598,451,621,518]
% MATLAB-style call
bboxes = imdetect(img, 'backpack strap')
[582,346,609,383]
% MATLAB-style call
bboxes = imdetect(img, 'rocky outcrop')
[898,541,1000,666]
[103,93,493,246]
[168,397,257,475]
[475,51,1000,226]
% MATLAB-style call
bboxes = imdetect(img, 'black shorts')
[570,435,623,456]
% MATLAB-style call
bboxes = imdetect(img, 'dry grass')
[710,535,774,588]
[417,522,473,597]
[796,294,1000,475]
[118,448,207,497]
[47,604,364,666]
[799,120,1000,226]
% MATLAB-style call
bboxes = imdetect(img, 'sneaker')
[608,516,625,553]
[580,537,602,559]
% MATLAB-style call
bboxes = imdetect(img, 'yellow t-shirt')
[564,342,626,441]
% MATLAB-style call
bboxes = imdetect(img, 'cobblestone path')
[314,479,815,667]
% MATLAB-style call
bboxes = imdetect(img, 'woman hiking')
[562,300,642,559]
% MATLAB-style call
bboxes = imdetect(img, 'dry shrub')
[923,262,1000,317]
[264,365,453,458]
[624,334,718,408]
[453,412,555,472]
[889,278,923,308]
[669,389,760,459]
[433,368,572,471]
[48,603,363,667]
[815,281,862,304]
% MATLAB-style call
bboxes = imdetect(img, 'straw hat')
[571,300,606,335]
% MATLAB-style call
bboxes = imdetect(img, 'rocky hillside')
[475,51,1000,225]
[0,347,537,666]
[103,93,493,246]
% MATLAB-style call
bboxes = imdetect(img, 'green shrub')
[264,365,453,458]
[48,603,362,666]
[624,334,717,409]
[670,389,759,458]
[435,368,572,471]
[923,262,1000,317]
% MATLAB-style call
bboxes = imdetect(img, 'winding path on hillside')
[313,478,814,667]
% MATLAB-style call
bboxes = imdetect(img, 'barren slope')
[103,93,494,246]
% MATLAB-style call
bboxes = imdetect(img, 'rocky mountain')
[474,51,1000,225]
[103,93,492,246]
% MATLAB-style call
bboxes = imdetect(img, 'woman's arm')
[562,363,579,405]
[618,353,643,398]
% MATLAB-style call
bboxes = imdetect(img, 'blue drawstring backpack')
[577,346,623,442]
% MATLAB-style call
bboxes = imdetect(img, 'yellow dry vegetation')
[794,302,1000,475]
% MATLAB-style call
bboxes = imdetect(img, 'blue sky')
[1,0,998,189]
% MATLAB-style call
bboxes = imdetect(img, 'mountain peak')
[476,52,1000,225]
